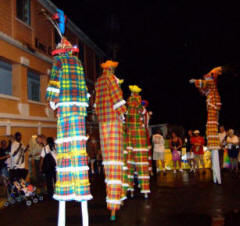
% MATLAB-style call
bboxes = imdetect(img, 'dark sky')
[51,0,240,132]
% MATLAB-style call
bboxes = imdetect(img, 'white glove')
[49,101,56,110]
[189,79,196,84]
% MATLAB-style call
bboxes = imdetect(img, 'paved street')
[1,170,240,226]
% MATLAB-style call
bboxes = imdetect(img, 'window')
[28,71,40,102]
[16,0,31,25]
[0,60,12,96]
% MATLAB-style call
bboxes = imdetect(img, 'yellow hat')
[101,60,119,69]
[129,85,142,93]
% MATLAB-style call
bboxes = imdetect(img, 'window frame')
[0,60,13,96]
[27,70,41,102]
[16,0,31,26]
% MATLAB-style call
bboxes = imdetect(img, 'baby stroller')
[4,178,43,207]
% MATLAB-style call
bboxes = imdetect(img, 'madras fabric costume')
[191,66,222,184]
[122,124,129,196]
[95,60,127,211]
[46,37,92,201]
[126,86,150,195]
[142,100,152,174]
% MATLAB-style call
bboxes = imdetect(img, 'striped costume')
[46,54,92,202]
[142,105,152,174]
[95,61,127,211]
[192,66,223,184]
[194,71,221,150]
[126,93,150,194]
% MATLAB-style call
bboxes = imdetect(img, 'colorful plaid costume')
[126,93,150,194]
[194,69,221,150]
[46,54,92,202]
[95,62,127,211]
[142,106,152,174]
[122,124,129,196]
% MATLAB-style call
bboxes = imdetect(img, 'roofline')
[38,0,106,57]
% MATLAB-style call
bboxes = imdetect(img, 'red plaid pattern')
[95,72,126,122]
[99,121,124,210]
[195,79,221,150]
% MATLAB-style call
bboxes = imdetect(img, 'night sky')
[51,0,240,133]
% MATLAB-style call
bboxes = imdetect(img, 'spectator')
[9,132,29,182]
[219,126,227,168]
[169,132,183,173]
[191,130,205,174]
[152,130,165,173]
[185,130,195,172]
[226,129,239,173]
[0,140,10,185]
[87,135,97,175]
[40,136,57,198]
[29,135,42,183]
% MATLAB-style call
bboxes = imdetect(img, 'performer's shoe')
[110,210,116,221]
[110,215,116,221]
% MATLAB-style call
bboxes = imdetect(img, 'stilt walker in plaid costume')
[190,66,222,184]
[44,9,92,226]
[126,86,151,198]
[142,100,153,175]
[95,60,127,220]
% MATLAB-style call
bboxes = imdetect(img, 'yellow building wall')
[0,98,19,114]
[41,128,57,139]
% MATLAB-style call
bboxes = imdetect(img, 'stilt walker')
[126,86,151,198]
[190,66,222,184]
[44,9,92,226]
[141,100,153,175]
[95,60,127,220]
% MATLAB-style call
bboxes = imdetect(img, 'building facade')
[0,0,105,144]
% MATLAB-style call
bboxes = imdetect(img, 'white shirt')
[152,134,165,153]
[10,141,26,169]
[40,145,57,163]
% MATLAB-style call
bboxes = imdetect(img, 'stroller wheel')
[33,198,38,204]
[26,200,32,206]
[4,201,9,207]
[39,195,43,201]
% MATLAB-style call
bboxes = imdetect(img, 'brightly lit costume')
[126,86,150,197]
[190,66,222,184]
[95,60,127,215]
[44,9,91,226]
[141,100,153,175]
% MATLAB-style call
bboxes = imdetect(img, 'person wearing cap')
[126,85,150,199]
[190,67,222,184]
[226,129,239,173]
[191,130,205,173]
[95,60,127,220]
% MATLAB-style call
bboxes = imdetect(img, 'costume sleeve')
[46,57,61,103]
[194,79,210,89]
[78,60,90,103]
[106,74,127,115]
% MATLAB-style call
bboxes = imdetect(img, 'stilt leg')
[58,201,66,226]
[81,201,89,226]
[212,150,222,184]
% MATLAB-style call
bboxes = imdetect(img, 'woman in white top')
[40,136,57,198]
[152,130,165,173]
[226,129,239,173]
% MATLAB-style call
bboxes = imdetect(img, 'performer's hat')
[204,66,222,80]
[129,85,142,93]
[52,37,79,56]
[118,79,124,84]
[101,60,119,69]
[193,130,200,134]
